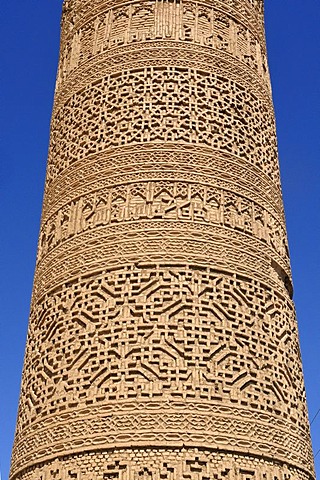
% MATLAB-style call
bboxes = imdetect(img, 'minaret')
[11,0,315,479]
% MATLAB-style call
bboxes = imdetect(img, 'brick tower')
[11,0,315,479]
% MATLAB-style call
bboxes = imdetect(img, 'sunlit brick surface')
[10,1,315,479]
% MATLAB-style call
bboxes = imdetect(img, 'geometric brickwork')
[10,0,315,479]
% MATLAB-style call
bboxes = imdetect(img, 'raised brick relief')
[10,1,315,479]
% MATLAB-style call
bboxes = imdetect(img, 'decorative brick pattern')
[10,1,315,479]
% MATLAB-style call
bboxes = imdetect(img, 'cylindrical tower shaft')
[11,0,314,479]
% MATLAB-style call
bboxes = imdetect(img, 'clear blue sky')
[1,1,319,479]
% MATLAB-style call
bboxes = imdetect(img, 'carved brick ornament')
[10,0,315,479]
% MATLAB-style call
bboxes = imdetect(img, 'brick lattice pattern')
[10,0,315,479]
